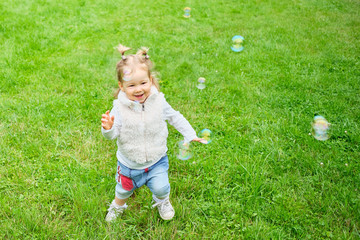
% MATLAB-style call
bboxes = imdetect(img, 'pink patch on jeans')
[120,174,134,191]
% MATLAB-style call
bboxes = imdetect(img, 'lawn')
[1,0,359,239]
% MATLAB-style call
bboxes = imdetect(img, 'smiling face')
[119,69,153,103]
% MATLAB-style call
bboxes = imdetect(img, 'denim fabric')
[115,155,170,199]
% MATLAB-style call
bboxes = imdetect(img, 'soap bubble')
[231,35,244,52]
[183,7,191,18]
[312,115,330,141]
[176,140,192,160]
[197,77,206,89]
[123,69,132,81]
[199,129,212,144]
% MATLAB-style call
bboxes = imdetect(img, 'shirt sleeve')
[101,100,122,140]
[163,98,197,142]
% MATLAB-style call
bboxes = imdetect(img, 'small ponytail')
[136,47,150,62]
[116,44,131,60]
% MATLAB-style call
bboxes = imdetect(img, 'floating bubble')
[197,77,206,89]
[176,140,192,160]
[312,115,330,141]
[231,35,244,52]
[183,7,191,18]
[123,69,132,81]
[199,129,212,144]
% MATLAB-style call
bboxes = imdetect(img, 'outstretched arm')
[163,99,207,143]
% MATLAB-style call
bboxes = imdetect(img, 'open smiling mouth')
[135,94,144,99]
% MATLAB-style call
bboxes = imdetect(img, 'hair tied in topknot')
[137,47,150,60]
[116,44,131,60]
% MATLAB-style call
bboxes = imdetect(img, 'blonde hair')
[114,44,160,98]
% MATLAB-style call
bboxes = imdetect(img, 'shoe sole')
[160,212,175,220]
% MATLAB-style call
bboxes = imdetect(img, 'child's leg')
[147,156,171,199]
[114,161,135,204]
[146,156,174,220]
[147,166,171,199]
[115,196,128,206]
[105,175,134,222]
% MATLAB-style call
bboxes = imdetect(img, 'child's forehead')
[123,71,150,85]
[131,68,149,78]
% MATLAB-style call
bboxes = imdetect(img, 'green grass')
[1,0,359,238]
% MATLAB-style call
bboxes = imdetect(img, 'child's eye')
[142,82,147,85]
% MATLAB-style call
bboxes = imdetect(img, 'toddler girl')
[101,44,203,222]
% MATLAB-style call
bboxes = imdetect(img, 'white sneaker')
[152,196,175,220]
[105,200,127,222]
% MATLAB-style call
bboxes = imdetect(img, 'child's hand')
[192,137,208,144]
[101,110,115,130]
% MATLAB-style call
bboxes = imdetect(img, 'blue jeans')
[115,155,170,199]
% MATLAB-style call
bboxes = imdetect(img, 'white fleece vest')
[116,91,168,164]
